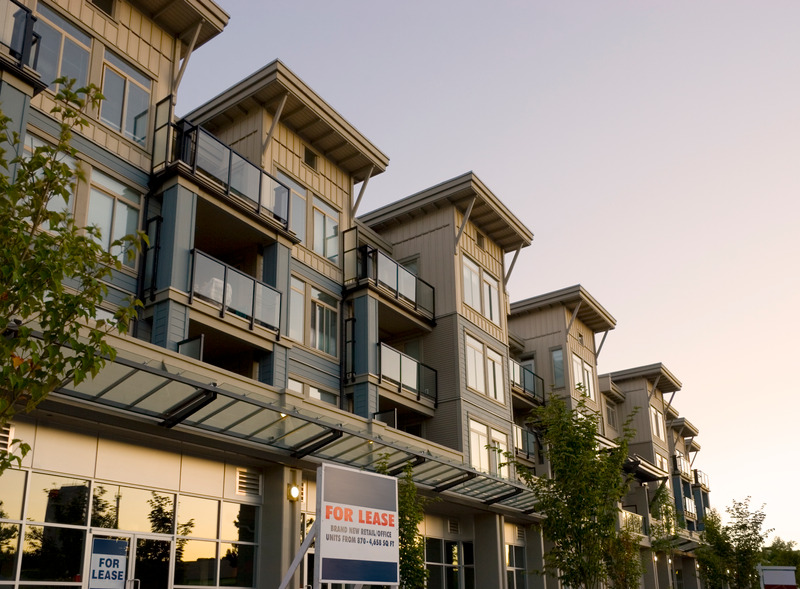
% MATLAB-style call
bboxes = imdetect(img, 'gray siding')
[151,299,189,351]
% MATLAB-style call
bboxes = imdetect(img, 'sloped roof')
[510,284,616,333]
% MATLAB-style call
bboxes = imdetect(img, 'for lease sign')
[316,463,399,585]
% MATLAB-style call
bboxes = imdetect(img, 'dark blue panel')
[320,558,398,584]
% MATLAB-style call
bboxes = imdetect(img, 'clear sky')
[178,0,800,543]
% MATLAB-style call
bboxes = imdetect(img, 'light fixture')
[668,558,672,565]
[280,413,287,418]
[654,555,658,562]
[287,483,301,502]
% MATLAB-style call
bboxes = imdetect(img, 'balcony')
[343,228,435,321]
[694,469,710,490]
[0,0,39,70]
[152,98,289,230]
[513,425,537,461]
[684,496,698,519]
[674,454,692,479]
[621,510,644,534]
[189,249,281,332]
[378,343,437,406]
[510,360,545,404]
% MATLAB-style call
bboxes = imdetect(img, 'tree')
[649,480,683,586]
[696,498,771,589]
[605,524,645,589]
[515,395,635,589]
[762,537,800,585]
[0,80,141,473]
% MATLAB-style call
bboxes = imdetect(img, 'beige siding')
[31,1,176,171]
[508,306,566,392]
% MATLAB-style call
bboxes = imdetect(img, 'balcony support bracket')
[504,245,522,286]
[596,330,609,359]
[566,301,582,333]
[351,165,374,217]
[173,20,204,101]
[454,197,477,251]
[263,93,289,158]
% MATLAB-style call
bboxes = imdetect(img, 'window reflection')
[26,474,89,525]
[20,525,84,581]
[92,486,177,535]
[0,523,20,580]
[220,543,254,587]
[178,496,217,539]
[220,503,257,543]
[0,469,26,520]
[174,539,216,586]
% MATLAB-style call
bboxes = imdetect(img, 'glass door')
[132,537,171,589]
[86,534,172,589]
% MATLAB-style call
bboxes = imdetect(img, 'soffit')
[510,284,616,333]
[609,363,682,393]
[131,0,228,55]
[183,60,388,183]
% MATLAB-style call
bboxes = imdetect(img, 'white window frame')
[465,333,506,404]
[486,348,504,404]
[572,353,595,400]
[35,4,91,92]
[469,420,508,478]
[650,406,666,441]
[462,256,502,325]
[310,286,338,356]
[312,196,339,265]
[288,276,305,342]
[462,257,481,310]
[100,51,152,146]
[87,168,141,268]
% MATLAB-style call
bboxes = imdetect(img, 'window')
[312,197,339,264]
[650,406,666,441]
[100,52,151,145]
[310,287,338,356]
[606,401,619,430]
[277,171,307,243]
[309,386,338,406]
[425,538,474,589]
[572,353,595,400]
[462,256,502,325]
[91,0,114,18]
[469,420,508,478]
[465,334,506,404]
[551,348,564,388]
[87,169,140,268]
[288,277,305,341]
[35,4,91,91]
[654,453,669,474]
[506,544,526,589]
[303,146,317,170]
[23,134,77,214]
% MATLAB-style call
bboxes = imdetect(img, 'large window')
[100,52,151,145]
[506,544,526,589]
[288,277,305,341]
[469,420,508,478]
[23,134,77,214]
[312,197,339,264]
[462,256,502,325]
[288,277,339,356]
[650,406,666,441]
[551,348,564,388]
[425,538,474,589]
[465,334,505,404]
[606,400,619,430]
[87,169,140,268]
[572,353,595,400]
[35,4,91,91]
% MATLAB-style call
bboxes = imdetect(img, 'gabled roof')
[132,0,228,55]
[510,285,616,333]
[608,363,682,393]
[359,172,533,253]
[183,60,388,183]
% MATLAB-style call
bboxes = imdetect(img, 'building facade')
[1,2,711,588]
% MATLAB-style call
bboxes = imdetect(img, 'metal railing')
[0,0,39,69]
[674,454,692,479]
[512,424,537,460]
[621,510,644,534]
[378,343,437,406]
[343,228,435,320]
[684,496,698,519]
[151,97,289,229]
[189,249,281,332]
[509,360,545,404]
[694,469,710,490]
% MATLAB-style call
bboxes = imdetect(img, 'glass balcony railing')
[621,510,644,534]
[694,469,710,490]
[509,360,545,404]
[674,454,692,479]
[378,343,437,405]
[0,0,39,69]
[343,228,435,321]
[684,496,698,519]
[151,98,289,230]
[189,249,281,331]
[512,425,537,460]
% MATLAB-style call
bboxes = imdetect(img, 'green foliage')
[0,80,142,472]
[516,395,635,589]
[649,481,682,556]
[605,524,645,589]
[376,456,432,589]
[762,537,800,585]
[696,498,771,589]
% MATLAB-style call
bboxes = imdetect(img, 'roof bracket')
[351,165,374,217]
[292,429,343,459]
[263,92,289,158]
[173,20,204,100]
[160,389,217,428]
[566,300,582,333]
[454,196,477,251]
[484,487,523,505]
[595,330,609,359]
[434,471,476,493]
[648,375,662,401]
[504,245,522,286]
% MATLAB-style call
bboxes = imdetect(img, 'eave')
[608,363,682,393]
[132,0,228,56]
[510,284,616,333]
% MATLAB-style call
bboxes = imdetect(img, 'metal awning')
[54,339,540,516]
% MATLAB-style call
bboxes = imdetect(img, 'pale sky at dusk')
[178,1,800,542]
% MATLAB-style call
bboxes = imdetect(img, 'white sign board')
[316,463,399,585]
[88,538,128,589]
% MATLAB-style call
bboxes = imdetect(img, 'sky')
[178,1,800,543]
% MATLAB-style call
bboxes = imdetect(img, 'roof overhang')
[48,332,540,517]
[608,363,682,393]
[624,454,668,483]
[359,172,534,253]
[182,60,388,183]
[669,416,699,437]
[131,0,228,56]
[510,284,617,333]
[598,374,625,403]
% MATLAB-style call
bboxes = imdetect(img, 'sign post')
[316,463,399,587]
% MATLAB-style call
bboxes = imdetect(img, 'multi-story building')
[1,2,711,588]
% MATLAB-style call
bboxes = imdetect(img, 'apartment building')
[1,2,713,588]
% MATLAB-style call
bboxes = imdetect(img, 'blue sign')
[89,538,128,589]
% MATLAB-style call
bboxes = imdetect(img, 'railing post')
[188,249,196,305]
[20,9,35,68]
[220,264,228,318]
[226,146,233,196]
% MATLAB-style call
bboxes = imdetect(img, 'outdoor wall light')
[287,483,301,502]
[654,555,658,562]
